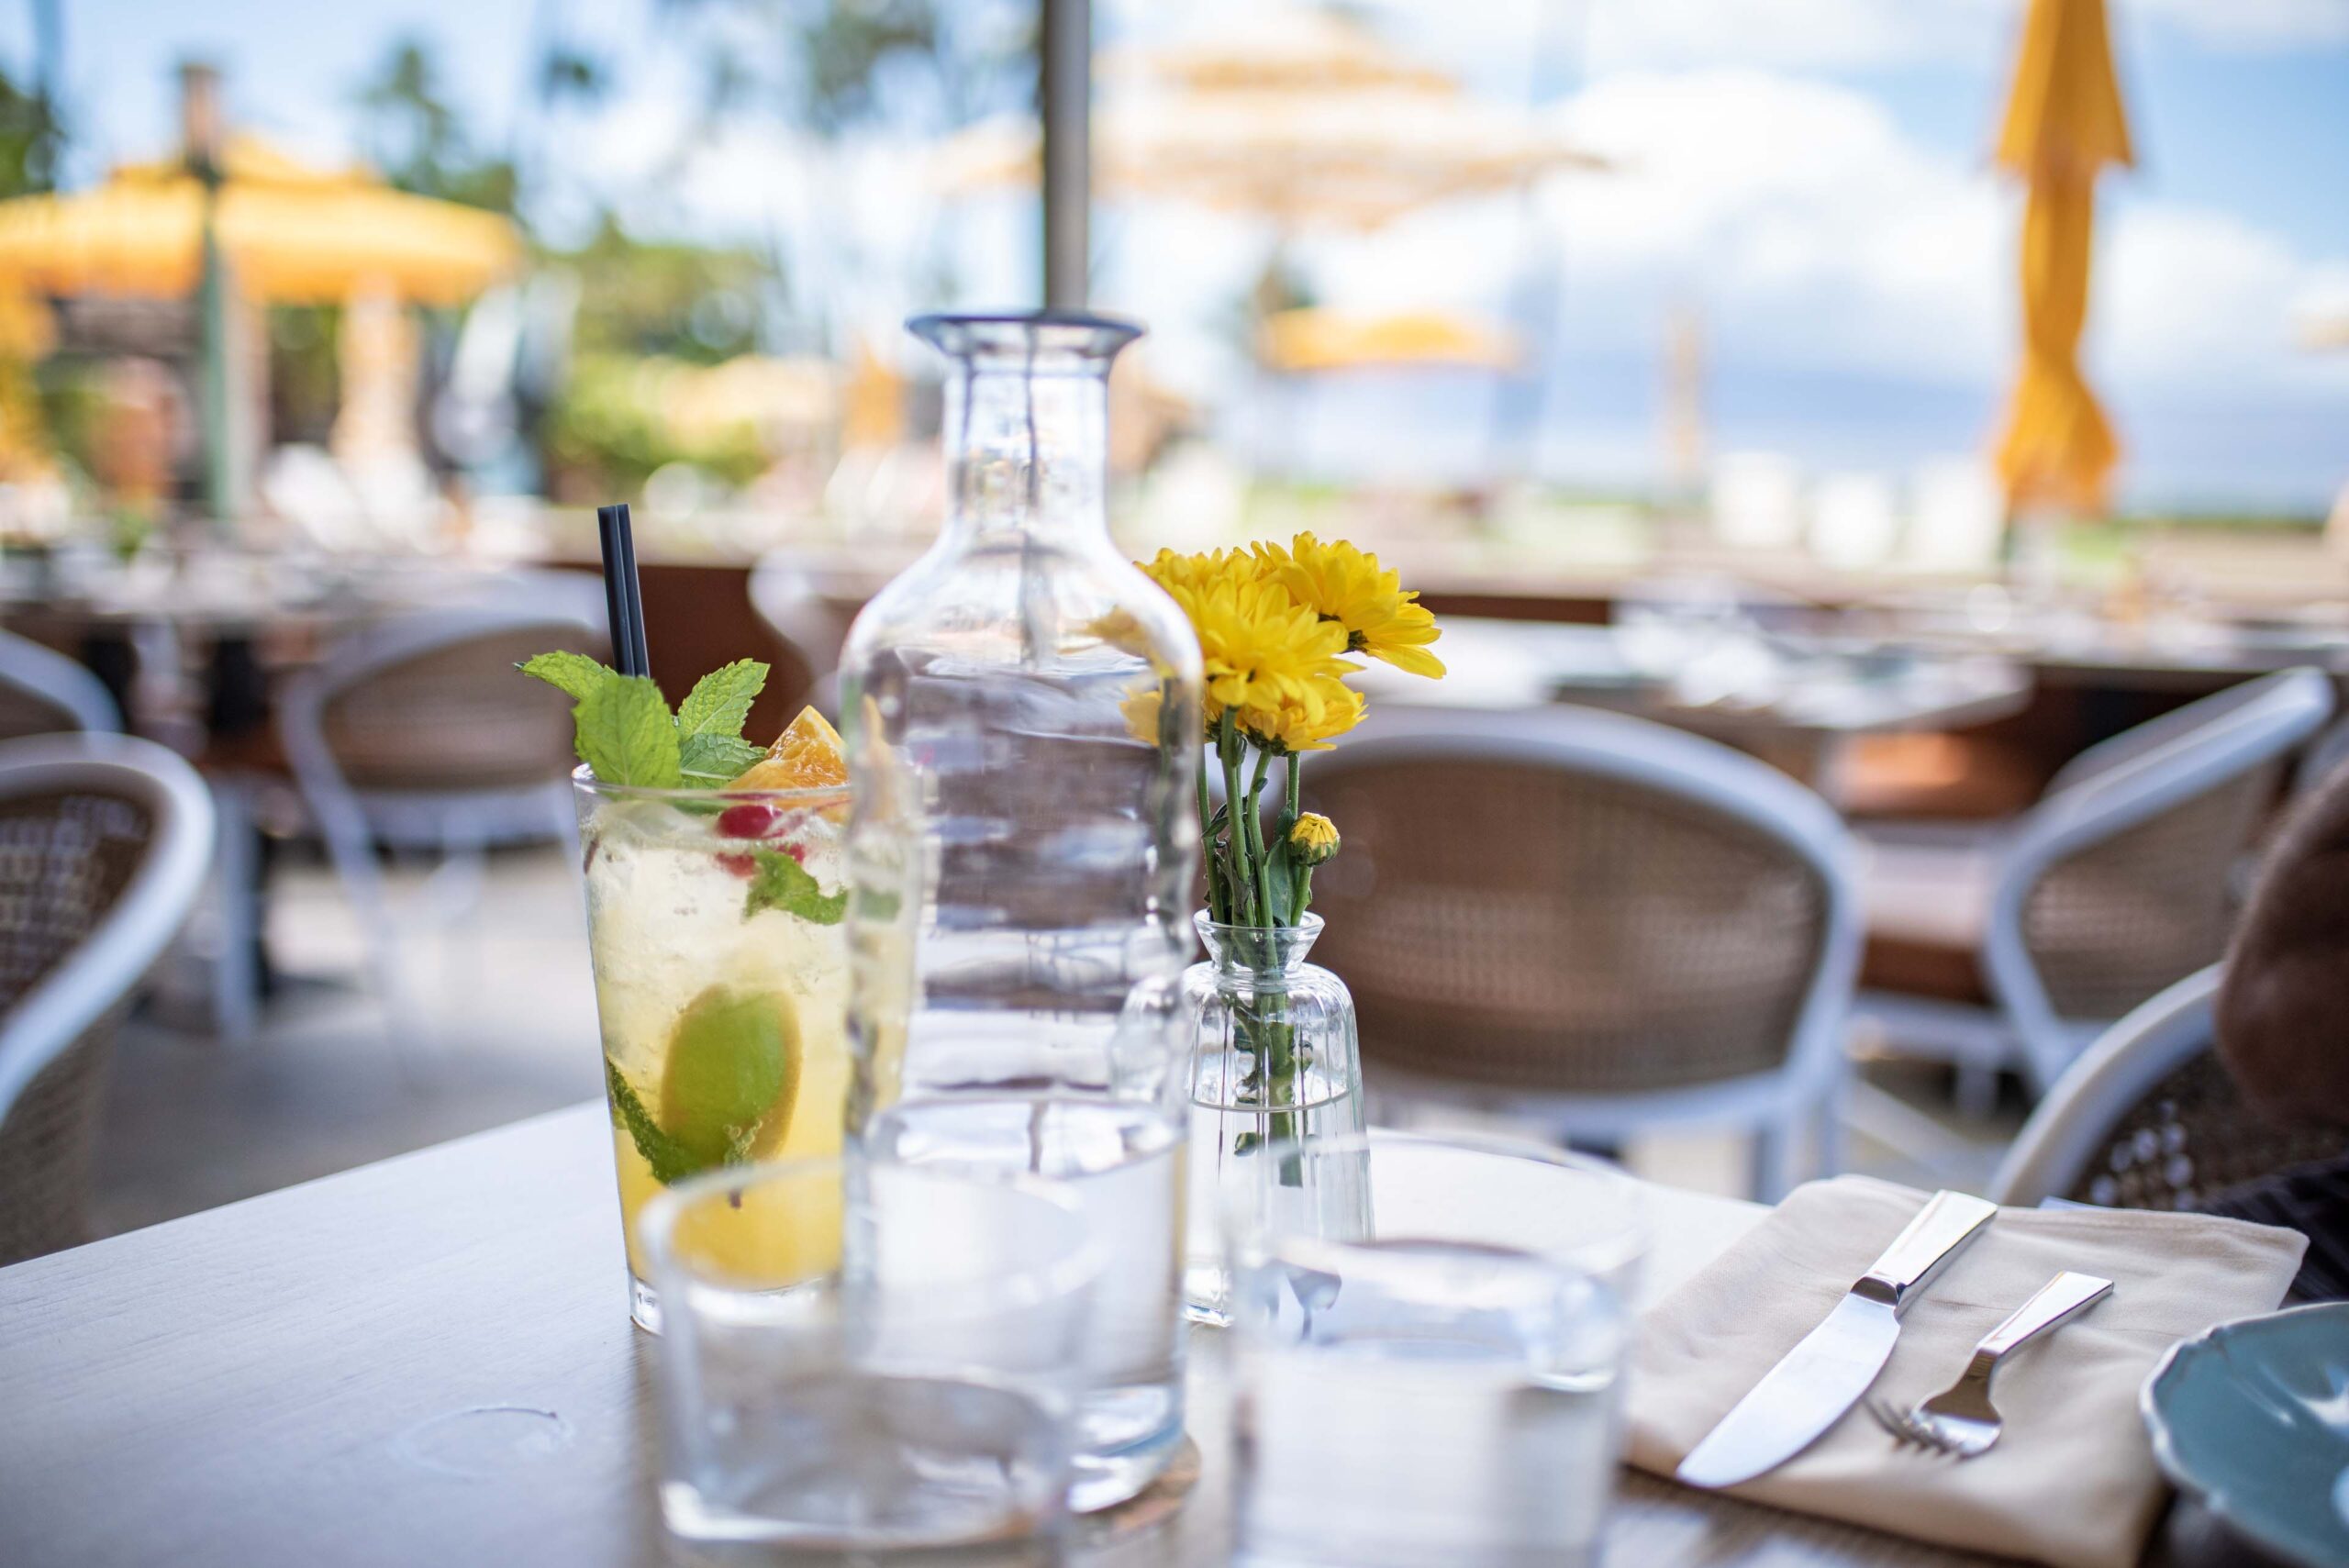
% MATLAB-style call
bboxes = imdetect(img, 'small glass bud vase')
[1182,910,1369,1325]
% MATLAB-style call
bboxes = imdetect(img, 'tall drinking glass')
[574,768,852,1330]
[641,1155,1097,1564]
[1227,1130,1647,1568]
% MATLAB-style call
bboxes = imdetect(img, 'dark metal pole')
[182,61,235,526]
[1039,0,1089,308]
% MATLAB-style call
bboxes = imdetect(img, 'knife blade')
[1675,1187,1998,1489]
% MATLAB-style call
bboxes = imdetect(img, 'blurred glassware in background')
[1227,1130,1647,1568]
[640,1155,1097,1566]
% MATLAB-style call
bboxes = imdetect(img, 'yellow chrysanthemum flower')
[1139,546,1264,602]
[1236,677,1364,754]
[1252,532,1445,679]
[1158,567,1355,730]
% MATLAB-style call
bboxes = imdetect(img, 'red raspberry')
[715,852,757,879]
[715,803,781,840]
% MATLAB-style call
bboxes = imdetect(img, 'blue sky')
[12,0,2349,511]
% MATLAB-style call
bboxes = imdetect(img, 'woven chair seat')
[2023,766,2278,1021]
[320,627,588,793]
[2066,1050,2349,1213]
[0,787,155,1264]
[1308,754,1828,1096]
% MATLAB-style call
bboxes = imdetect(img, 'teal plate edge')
[2141,1301,2349,1568]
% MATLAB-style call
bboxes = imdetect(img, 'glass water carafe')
[839,310,1205,1510]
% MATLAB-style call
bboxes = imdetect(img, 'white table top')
[0,1102,2007,1567]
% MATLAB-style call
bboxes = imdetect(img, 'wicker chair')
[1992,964,2349,1210]
[276,599,604,1056]
[1302,706,1861,1198]
[0,628,119,739]
[0,734,214,1264]
[1865,666,2333,1107]
[1983,667,2332,1094]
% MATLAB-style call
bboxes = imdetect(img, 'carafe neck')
[914,312,1140,548]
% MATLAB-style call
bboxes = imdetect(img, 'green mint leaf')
[573,673,681,788]
[518,650,613,703]
[605,1058,704,1184]
[742,847,847,925]
[679,732,767,784]
[677,659,768,742]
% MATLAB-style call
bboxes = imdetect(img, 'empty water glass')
[861,1092,1190,1514]
[1227,1130,1647,1568]
[640,1156,1097,1565]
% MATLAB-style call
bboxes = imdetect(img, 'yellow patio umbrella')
[1991,0,2133,515]
[1259,307,1520,373]
[0,136,521,306]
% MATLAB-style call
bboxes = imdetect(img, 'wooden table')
[0,1104,1999,1567]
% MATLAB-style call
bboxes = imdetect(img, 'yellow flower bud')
[1288,812,1340,866]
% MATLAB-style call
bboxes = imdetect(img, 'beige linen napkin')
[1625,1175,2306,1568]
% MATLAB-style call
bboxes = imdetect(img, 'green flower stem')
[1283,754,1310,917]
[1217,709,1253,926]
[1196,751,1226,926]
[1244,747,1276,930]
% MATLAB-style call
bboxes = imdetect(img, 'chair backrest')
[1984,667,2333,1088]
[1301,705,1859,1100]
[0,733,215,1263]
[1990,965,2349,1210]
[281,597,605,796]
[0,628,120,740]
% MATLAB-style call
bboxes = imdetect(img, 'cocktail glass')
[573,767,852,1331]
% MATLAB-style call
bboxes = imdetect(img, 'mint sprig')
[744,846,848,924]
[678,659,766,746]
[521,654,774,789]
[681,733,766,784]
[606,1057,707,1184]
[573,673,680,788]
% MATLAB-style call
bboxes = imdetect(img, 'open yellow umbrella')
[0,136,520,306]
[1259,307,1520,373]
[1991,0,2133,515]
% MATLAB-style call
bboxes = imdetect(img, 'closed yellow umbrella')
[1992,0,2133,515]
[0,137,520,306]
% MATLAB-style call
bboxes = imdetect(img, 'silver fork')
[1869,1270,2113,1457]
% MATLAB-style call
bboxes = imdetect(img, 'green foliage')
[544,351,769,496]
[0,67,63,199]
[351,38,520,217]
[560,217,774,363]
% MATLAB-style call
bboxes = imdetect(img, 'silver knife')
[1675,1188,1998,1489]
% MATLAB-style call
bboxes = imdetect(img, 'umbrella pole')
[183,61,235,528]
[1040,0,1089,307]
[196,196,233,527]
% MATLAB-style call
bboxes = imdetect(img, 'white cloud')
[1186,66,2348,413]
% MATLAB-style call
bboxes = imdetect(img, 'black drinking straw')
[595,503,650,677]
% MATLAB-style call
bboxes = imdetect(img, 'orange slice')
[729,705,847,792]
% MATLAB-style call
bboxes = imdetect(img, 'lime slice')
[658,985,801,1167]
